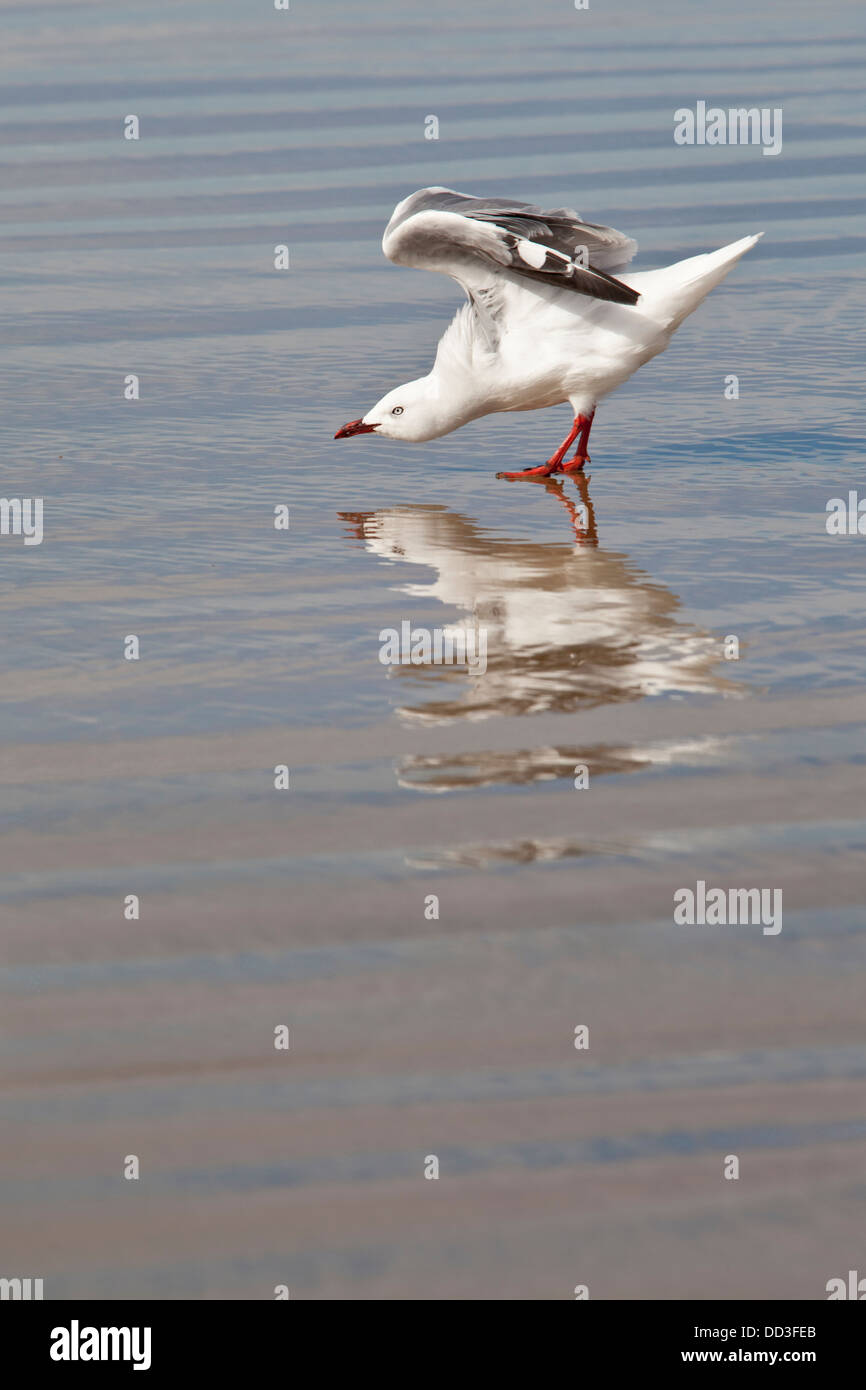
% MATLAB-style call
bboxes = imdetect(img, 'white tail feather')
[627,233,763,329]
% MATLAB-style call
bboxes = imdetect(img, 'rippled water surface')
[1,0,865,1299]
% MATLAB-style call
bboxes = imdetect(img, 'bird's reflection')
[339,476,736,793]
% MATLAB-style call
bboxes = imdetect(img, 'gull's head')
[335,378,452,444]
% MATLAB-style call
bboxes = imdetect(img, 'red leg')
[496,417,582,481]
[561,410,596,472]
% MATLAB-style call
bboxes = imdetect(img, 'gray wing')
[383,186,640,307]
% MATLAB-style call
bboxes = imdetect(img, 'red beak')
[334,418,377,439]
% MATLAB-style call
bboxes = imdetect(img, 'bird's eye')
[391,405,404,415]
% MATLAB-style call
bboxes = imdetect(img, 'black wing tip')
[571,266,640,306]
[518,264,640,306]
[590,280,641,307]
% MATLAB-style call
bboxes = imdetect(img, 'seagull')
[334,186,762,479]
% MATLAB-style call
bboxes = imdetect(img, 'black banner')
[3,1300,861,1374]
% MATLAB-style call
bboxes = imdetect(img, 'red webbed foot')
[562,453,590,472]
[496,461,561,481]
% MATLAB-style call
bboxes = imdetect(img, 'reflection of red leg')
[562,410,596,472]
[541,475,598,545]
[496,417,582,481]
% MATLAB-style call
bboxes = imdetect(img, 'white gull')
[335,185,762,479]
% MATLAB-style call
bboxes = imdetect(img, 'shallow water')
[1,0,865,1299]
